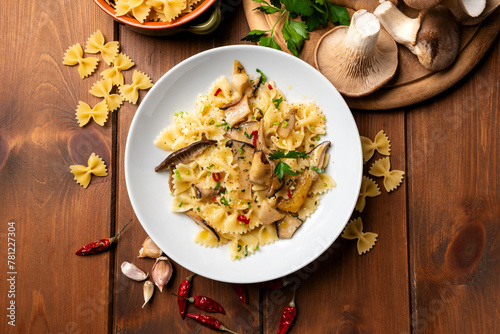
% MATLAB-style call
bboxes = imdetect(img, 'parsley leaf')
[255,5,282,14]
[241,30,267,43]
[256,68,267,83]
[274,160,298,179]
[269,150,308,160]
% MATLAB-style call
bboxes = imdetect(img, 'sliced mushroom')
[375,2,461,71]
[226,140,255,201]
[231,60,249,96]
[277,108,296,139]
[245,76,262,98]
[315,9,398,97]
[403,0,443,10]
[257,120,283,197]
[249,151,272,186]
[277,142,331,213]
[186,209,220,242]
[193,179,219,199]
[225,121,259,144]
[223,95,252,127]
[257,200,285,225]
[155,140,216,172]
[276,215,303,239]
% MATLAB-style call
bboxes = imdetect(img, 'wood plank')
[0,0,115,333]
[406,36,500,333]
[262,111,410,333]
[113,5,262,334]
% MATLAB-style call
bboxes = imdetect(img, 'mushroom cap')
[415,5,461,71]
[315,11,398,97]
[403,0,443,10]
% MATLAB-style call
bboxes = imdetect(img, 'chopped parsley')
[311,166,324,173]
[237,243,242,252]
[175,170,181,180]
[178,202,183,207]
[215,181,221,190]
[220,196,231,209]
[272,96,283,109]
[282,120,289,128]
[244,131,254,139]
[256,68,267,83]
[206,164,215,169]
[244,245,249,257]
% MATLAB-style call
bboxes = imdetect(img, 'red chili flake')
[212,172,222,182]
[75,219,133,256]
[237,215,250,225]
[287,188,292,199]
[212,196,217,201]
[232,283,248,304]
[251,130,258,147]
[278,290,297,334]
[268,84,273,90]
[172,293,225,314]
[186,314,238,334]
[214,88,222,96]
[177,273,194,319]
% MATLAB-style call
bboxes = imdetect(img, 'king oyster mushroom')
[442,0,497,25]
[315,9,398,97]
[249,151,272,186]
[403,0,443,10]
[193,179,220,199]
[277,108,296,139]
[155,140,216,172]
[226,140,255,201]
[375,1,461,71]
[186,209,220,242]
[225,121,259,144]
[276,215,303,239]
[257,121,283,197]
[278,141,331,213]
[257,200,285,225]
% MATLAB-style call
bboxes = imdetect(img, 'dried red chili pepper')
[212,172,222,182]
[177,273,194,319]
[287,188,292,199]
[186,314,238,334]
[214,88,222,96]
[75,219,133,256]
[258,278,290,290]
[231,283,248,304]
[278,289,297,334]
[268,83,273,90]
[252,130,258,147]
[171,293,225,314]
[237,215,250,225]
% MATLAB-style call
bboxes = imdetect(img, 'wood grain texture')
[113,4,261,334]
[406,36,500,333]
[0,1,115,333]
[262,112,410,334]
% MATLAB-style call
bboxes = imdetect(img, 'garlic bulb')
[138,237,163,259]
[151,256,173,292]
[142,281,154,308]
[121,261,148,281]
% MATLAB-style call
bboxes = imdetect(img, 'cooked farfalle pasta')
[119,70,153,104]
[90,79,124,111]
[369,157,404,192]
[360,130,391,163]
[70,153,108,188]
[341,217,378,255]
[63,43,99,79]
[355,176,381,212]
[101,53,135,86]
[85,30,120,65]
[75,100,109,127]
[156,61,335,260]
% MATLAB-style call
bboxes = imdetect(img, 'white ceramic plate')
[125,45,362,283]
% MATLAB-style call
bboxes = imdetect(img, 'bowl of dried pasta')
[93,0,220,36]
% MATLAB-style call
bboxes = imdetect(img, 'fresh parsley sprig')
[269,150,309,179]
[241,0,349,57]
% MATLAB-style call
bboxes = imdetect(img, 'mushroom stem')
[374,1,420,52]
[344,10,380,55]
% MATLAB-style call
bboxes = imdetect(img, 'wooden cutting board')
[243,1,500,110]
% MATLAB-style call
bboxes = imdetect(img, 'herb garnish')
[269,150,308,179]
[220,196,231,209]
[273,96,283,109]
[311,166,324,173]
[241,0,349,57]
[256,68,267,83]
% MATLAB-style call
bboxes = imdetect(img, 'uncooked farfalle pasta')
[107,0,203,23]
[154,60,335,260]
[341,217,378,255]
[70,153,108,188]
[360,130,391,163]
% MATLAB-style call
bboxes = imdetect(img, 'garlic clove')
[121,261,148,281]
[138,237,163,259]
[151,256,173,292]
[142,281,154,308]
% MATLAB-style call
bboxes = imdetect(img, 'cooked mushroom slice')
[193,180,219,199]
[155,140,216,172]
[257,120,283,197]
[245,76,262,98]
[277,142,331,213]
[186,209,220,243]
[314,10,398,97]
[277,108,296,139]
[226,140,255,201]
[258,200,286,225]
[225,121,259,144]
[223,95,252,127]
[375,2,461,71]
[276,215,303,239]
[403,0,442,10]
[249,151,272,186]
[231,60,250,96]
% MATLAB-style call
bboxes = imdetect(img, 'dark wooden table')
[1,1,498,333]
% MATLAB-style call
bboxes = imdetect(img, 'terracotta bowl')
[93,0,220,36]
